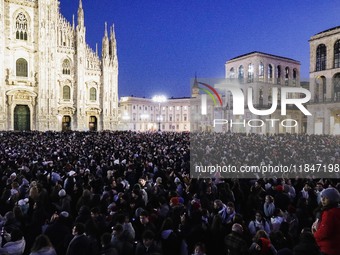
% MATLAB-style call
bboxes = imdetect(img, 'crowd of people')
[0,131,339,255]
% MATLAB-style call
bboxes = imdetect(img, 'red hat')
[276,185,284,192]
[170,197,179,206]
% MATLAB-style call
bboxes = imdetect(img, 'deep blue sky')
[60,0,340,98]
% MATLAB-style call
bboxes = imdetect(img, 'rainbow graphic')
[197,81,223,115]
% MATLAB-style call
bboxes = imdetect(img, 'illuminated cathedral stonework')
[0,0,118,131]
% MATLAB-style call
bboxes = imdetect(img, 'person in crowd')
[29,234,57,255]
[225,223,248,255]
[66,223,91,255]
[111,224,134,255]
[191,242,206,255]
[248,211,271,236]
[159,217,182,255]
[312,187,340,255]
[44,211,72,255]
[135,230,161,255]
[0,228,26,255]
[293,230,320,255]
[264,195,276,219]
[249,230,277,255]
[271,208,285,233]
[100,232,118,255]
[0,131,340,255]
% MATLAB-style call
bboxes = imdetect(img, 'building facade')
[191,52,306,134]
[0,0,118,131]
[307,26,340,134]
[118,96,190,132]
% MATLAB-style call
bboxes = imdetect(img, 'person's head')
[231,223,243,234]
[139,210,150,225]
[265,195,274,203]
[254,230,269,242]
[213,199,223,210]
[112,224,123,237]
[31,234,52,252]
[72,223,85,236]
[193,242,206,255]
[142,230,155,248]
[226,202,235,214]
[138,178,146,187]
[255,211,264,221]
[90,207,100,218]
[321,187,340,207]
[315,182,324,192]
[303,183,311,191]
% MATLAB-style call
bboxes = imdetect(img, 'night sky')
[59,0,340,98]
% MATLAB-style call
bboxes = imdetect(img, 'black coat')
[66,234,91,255]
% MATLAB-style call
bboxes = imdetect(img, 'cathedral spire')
[109,24,117,59]
[77,0,84,28]
[102,22,109,58]
[104,22,108,38]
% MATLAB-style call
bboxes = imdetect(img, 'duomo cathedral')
[0,0,118,131]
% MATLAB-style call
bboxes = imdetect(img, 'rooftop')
[228,51,299,63]
[315,26,340,36]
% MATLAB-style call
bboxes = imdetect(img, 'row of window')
[229,64,298,83]
[130,105,188,111]
[131,113,188,122]
[14,58,73,77]
[133,124,186,131]
[315,41,340,71]
[62,86,97,101]
[314,73,340,101]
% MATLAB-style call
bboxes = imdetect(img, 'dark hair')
[139,210,149,217]
[160,217,174,232]
[31,234,53,252]
[142,230,155,240]
[10,229,23,242]
[74,223,85,235]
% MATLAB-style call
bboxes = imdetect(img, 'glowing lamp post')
[152,95,167,131]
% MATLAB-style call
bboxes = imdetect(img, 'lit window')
[238,65,244,81]
[259,63,264,81]
[248,64,254,83]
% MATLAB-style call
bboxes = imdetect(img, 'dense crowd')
[0,131,339,255]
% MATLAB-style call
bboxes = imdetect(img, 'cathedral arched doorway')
[14,105,30,131]
[89,116,97,131]
[62,115,71,131]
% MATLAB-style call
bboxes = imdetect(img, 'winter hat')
[174,177,181,183]
[58,189,66,197]
[170,197,179,206]
[59,211,69,218]
[321,187,340,203]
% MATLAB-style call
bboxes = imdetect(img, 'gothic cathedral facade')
[0,0,118,131]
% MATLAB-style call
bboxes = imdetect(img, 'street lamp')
[152,95,167,131]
